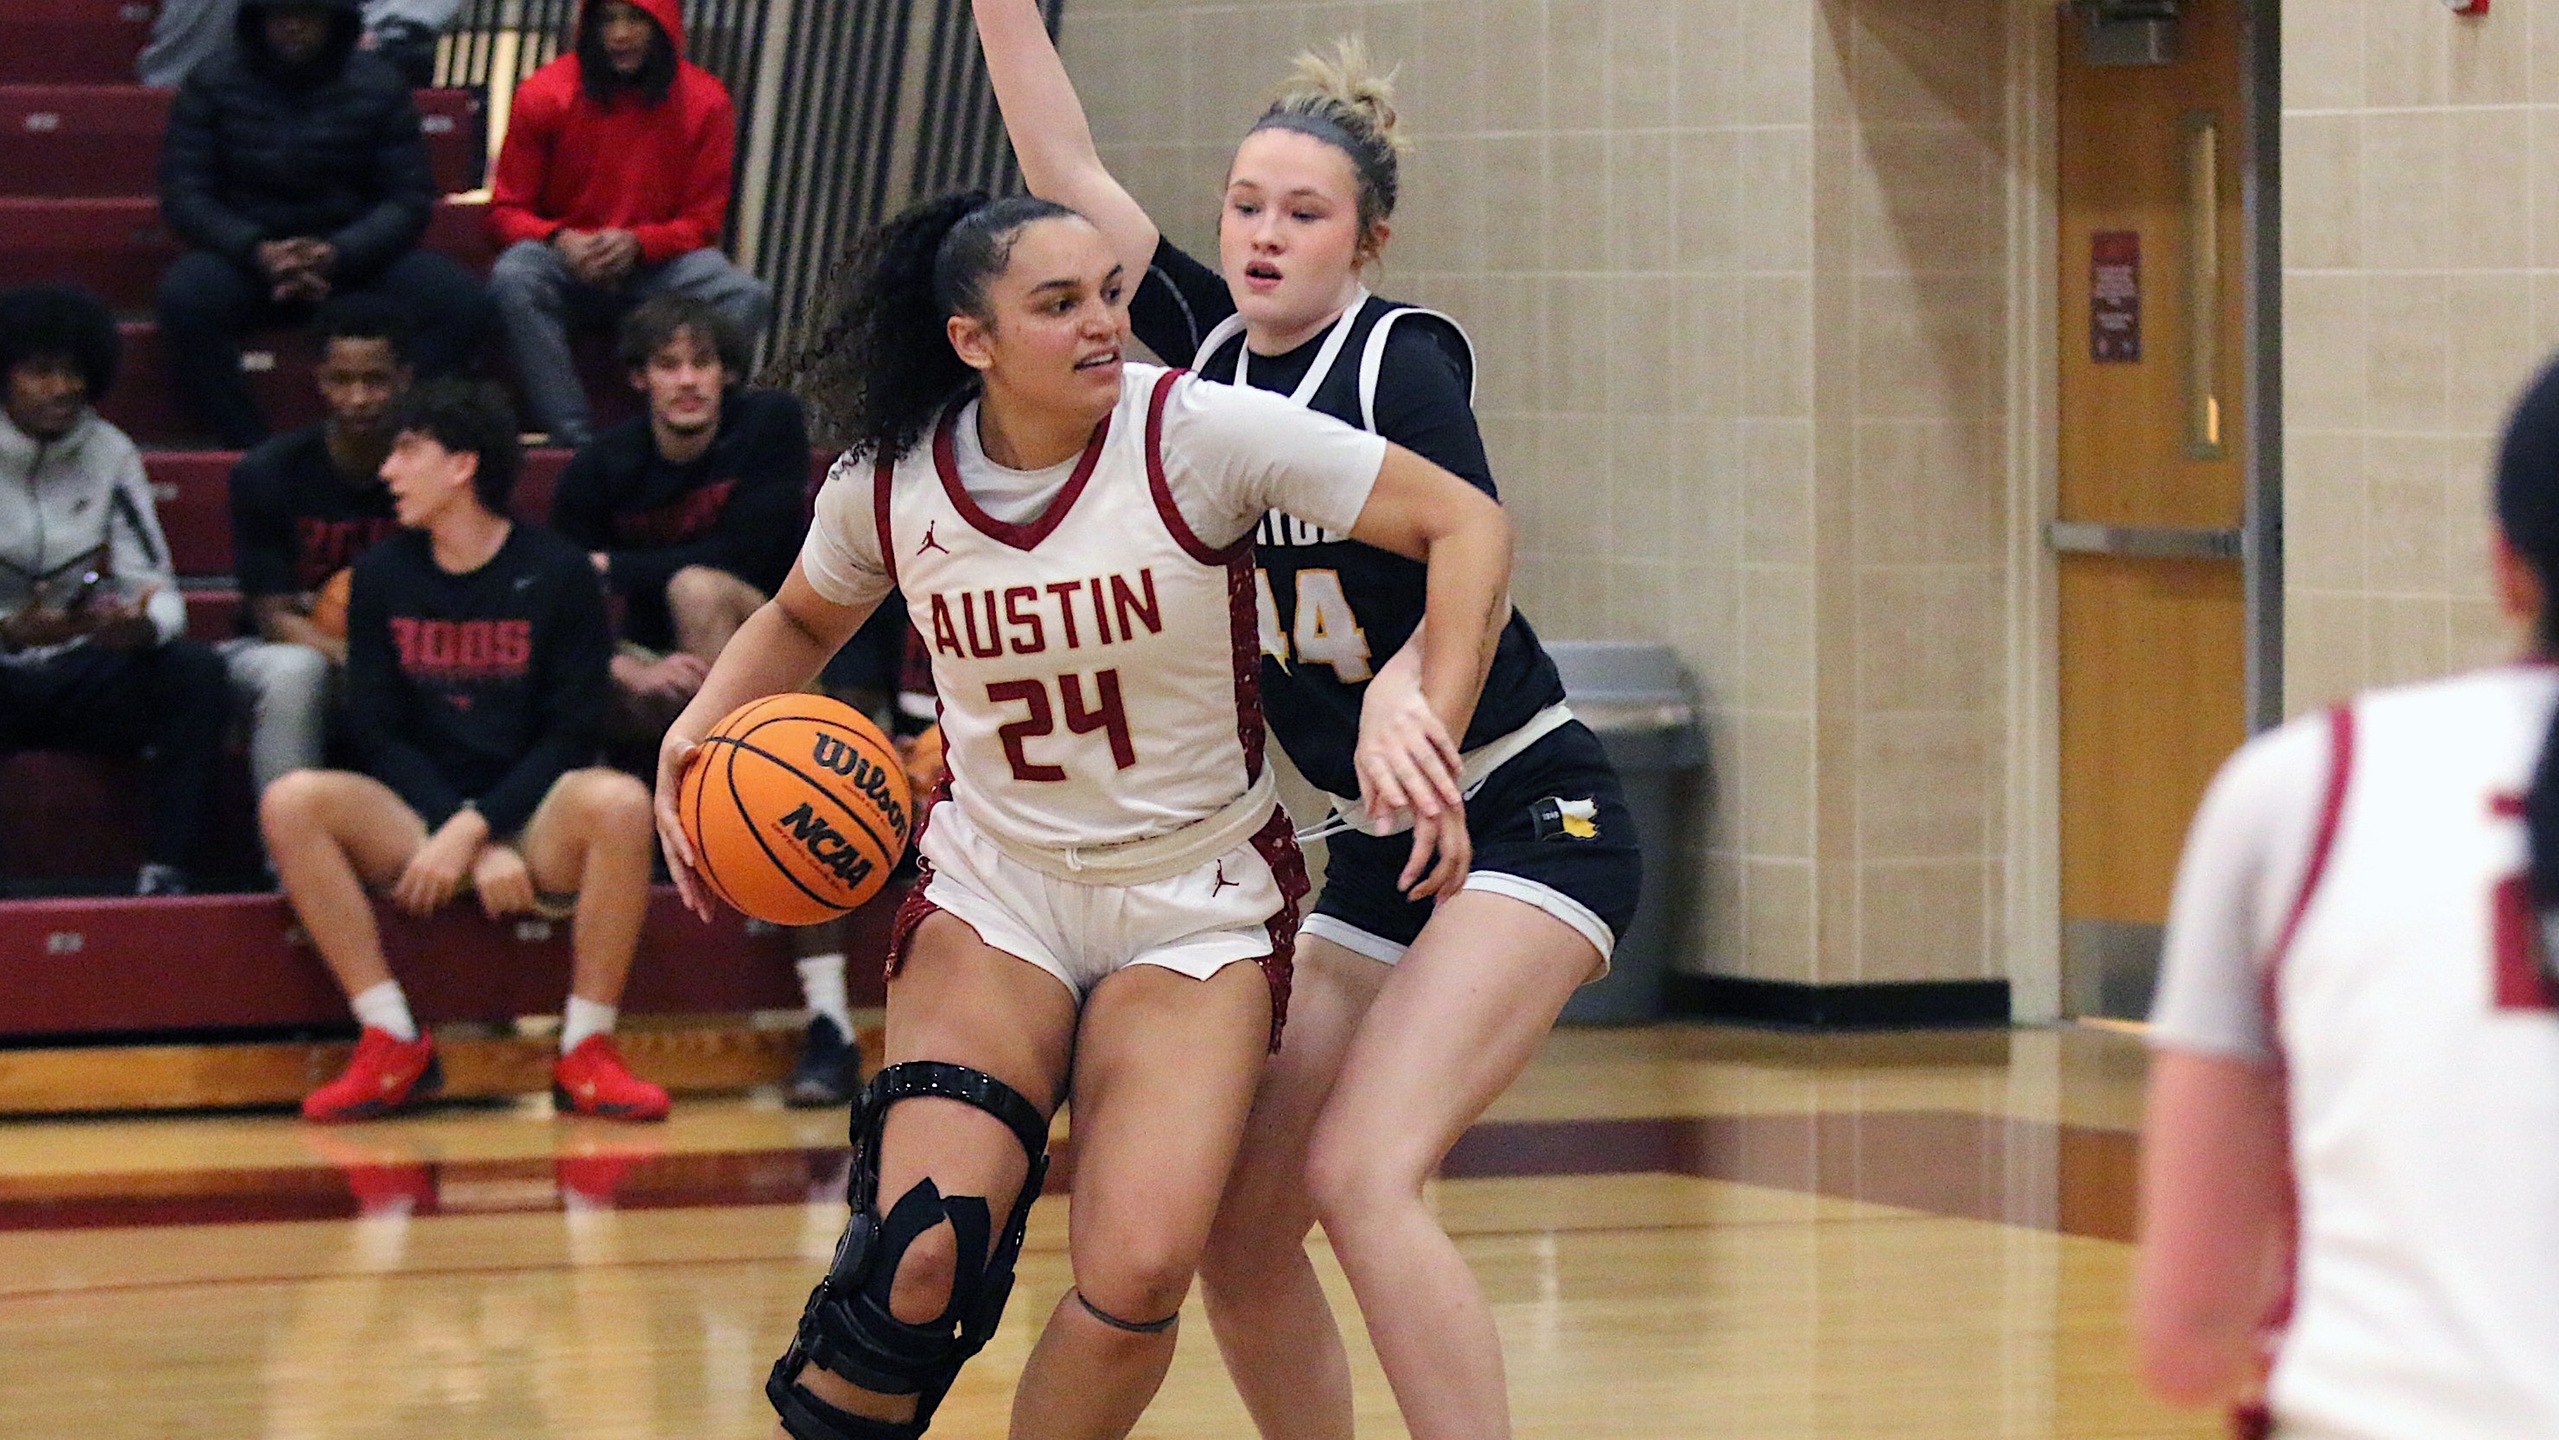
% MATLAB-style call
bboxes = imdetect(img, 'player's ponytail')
[1253,39,1408,256]
[784,190,1082,463]
[2495,354,2559,910]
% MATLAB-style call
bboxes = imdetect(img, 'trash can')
[1546,642,1708,1024]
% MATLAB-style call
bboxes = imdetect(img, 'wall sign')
[2091,230,2141,363]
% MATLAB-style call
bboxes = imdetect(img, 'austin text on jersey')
[923,568,1167,659]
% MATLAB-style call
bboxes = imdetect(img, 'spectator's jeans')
[487,241,776,445]
[156,248,493,448]
[218,638,332,795]
[0,639,230,869]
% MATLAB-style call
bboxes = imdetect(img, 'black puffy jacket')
[158,0,434,285]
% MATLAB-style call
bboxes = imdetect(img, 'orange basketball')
[678,694,913,926]
[310,568,353,640]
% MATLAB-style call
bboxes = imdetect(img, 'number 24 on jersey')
[1258,568,1372,682]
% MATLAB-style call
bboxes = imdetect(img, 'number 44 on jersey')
[1259,567,1372,681]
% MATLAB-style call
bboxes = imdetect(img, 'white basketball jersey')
[872,367,1265,860]
[2270,667,2559,1439]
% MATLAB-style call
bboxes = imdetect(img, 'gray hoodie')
[0,409,186,666]
[138,0,464,89]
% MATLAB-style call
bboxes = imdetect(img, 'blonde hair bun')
[1272,37,1410,157]
[1253,37,1409,237]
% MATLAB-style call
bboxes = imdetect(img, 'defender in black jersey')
[978,9,1643,1440]
[1131,242,1568,793]
[1129,240,1638,968]
[261,379,672,1125]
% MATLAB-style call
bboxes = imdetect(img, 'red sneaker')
[302,1027,442,1123]
[553,1035,670,1121]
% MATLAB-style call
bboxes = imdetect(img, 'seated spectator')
[141,0,463,89]
[221,298,413,797]
[548,296,866,1105]
[262,379,669,1123]
[0,286,231,897]
[487,0,772,446]
[157,0,490,448]
[550,296,804,735]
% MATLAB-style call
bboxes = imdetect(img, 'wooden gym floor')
[0,1022,2214,1439]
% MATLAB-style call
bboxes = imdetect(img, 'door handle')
[2045,521,2243,560]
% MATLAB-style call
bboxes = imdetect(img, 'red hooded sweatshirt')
[488,0,736,265]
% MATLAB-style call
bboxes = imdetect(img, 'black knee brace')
[768,1062,1051,1440]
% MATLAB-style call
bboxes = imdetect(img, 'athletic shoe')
[782,1016,861,1108]
[302,1027,442,1123]
[553,1035,671,1121]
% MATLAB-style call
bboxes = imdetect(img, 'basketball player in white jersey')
[2136,355,2559,1437]
[650,192,1514,1440]
[975,9,1643,1439]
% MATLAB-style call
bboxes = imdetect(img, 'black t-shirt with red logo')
[344,523,612,836]
[227,424,402,604]
[547,387,809,649]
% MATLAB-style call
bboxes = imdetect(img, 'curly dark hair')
[781,191,1083,463]
[0,284,120,402]
[389,379,522,513]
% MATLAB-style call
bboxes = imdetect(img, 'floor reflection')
[0,1025,2209,1439]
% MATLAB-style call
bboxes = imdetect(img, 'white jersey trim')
[1196,292,1479,437]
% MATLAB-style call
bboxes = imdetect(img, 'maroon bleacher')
[145,446,834,582]
[0,1,162,86]
[106,320,642,448]
[146,446,575,580]
[0,885,895,1040]
[0,17,869,1058]
[0,85,486,198]
[181,583,239,643]
[144,449,233,574]
[0,746,256,885]
[105,318,326,438]
[0,197,497,314]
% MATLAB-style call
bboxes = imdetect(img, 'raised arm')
[971,0,1160,280]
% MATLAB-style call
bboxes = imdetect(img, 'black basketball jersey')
[1132,240,1567,800]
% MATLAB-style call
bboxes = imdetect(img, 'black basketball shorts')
[1306,721,1642,972]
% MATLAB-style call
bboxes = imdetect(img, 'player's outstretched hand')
[470,844,536,920]
[1355,654,1464,828]
[654,736,715,921]
[1399,803,1473,900]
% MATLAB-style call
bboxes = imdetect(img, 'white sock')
[796,953,852,1037]
[351,981,418,1043]
[561,995,617,1055]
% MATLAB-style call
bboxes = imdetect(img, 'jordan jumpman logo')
[917,520,950,555]
[1210,862,1239,896]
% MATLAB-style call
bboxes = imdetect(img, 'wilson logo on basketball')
[773,803,878,891]
[809,737,909,836]
[680,693,912,926]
